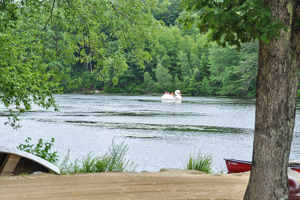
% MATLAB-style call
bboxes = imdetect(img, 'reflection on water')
[0,94,300,173]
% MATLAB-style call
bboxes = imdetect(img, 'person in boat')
[171,92,174,97]
[165,91,168,94]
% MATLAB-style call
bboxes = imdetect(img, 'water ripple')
[31,118,252,134]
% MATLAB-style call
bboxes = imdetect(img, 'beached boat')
[0,146,60,176]
[224,158,300,173]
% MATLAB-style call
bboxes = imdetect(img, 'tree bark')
[244,1,300,199]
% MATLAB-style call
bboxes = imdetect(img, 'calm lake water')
[1,94,300,173]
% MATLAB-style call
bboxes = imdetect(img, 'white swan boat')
[161,90,182,102]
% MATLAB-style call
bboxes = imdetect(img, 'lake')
[1,94,300,173]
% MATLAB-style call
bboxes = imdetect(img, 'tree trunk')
[244,1,300,199]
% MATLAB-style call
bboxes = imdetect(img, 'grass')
[185,152,213,174]
[59,139,137,174]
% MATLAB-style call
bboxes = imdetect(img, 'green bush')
[17,137,59,164]
[103,85,123,93]
[81,71,103,90]
[185,152,212,174]
[95,154,111,172]
[107,139,136,172]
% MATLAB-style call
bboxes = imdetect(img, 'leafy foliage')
[143,72,155,92]
[1,0,283,114]
[177,51,190,78]
[1,0,162,128]
[179,0,286,49]
[155,63,173,92]
[152,0,181,26]
[133,26,259,97]
[17,137,59,164]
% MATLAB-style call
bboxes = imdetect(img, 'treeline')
[5,0,259,97]
[141,27,258,97]
[3,0,300,99]
[2,0,259,97]
[63,0,259,97]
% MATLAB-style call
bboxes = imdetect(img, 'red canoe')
[224,158,300,173]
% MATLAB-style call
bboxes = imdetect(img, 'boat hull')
[225,159,252,173]
[224,158,300,173]
[0,146,60,176]
[161,94,182,100]
[291,166,300,173]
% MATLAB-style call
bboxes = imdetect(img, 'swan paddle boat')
[161,90,182,102]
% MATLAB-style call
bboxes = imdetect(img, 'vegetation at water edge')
[59,139,137,174]
[185,152,212,174]
[17,137,214,174]
[17,137,59,164]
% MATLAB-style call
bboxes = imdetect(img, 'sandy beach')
[0,170,250,200]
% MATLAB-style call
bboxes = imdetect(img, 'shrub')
[95,154,111,172]
[81,152,97,173]
[17,137,59,164]
[106,139,136,172]
[185,152,212,174]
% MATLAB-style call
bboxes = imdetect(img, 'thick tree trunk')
[244,1,300,199]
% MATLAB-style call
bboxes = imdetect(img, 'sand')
[0,170,250,200]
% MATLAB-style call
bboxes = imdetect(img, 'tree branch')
[109,1,130,47]
[42,0,56,31]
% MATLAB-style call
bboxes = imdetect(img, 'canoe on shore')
[0,146,60,176]
[224,158,300,173]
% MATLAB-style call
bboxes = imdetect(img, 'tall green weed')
[185,152,212,174]
[59,138,136,174]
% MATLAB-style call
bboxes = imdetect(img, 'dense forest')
[61,0,260,97]
[2,0,299,98]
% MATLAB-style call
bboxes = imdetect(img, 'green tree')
[177,51,190,78]
[192,34,210,57]
[233,42,259,97]
[155,63,173,92]
[152,43,172,69]
[173,75,182,91]
[177,35,194,57]
[193,68,201,82]
[143,72,155,92]
[200,76,213,95]
[190,52,201,72]
[153,27,179,77]
[186,78,201,96]
[180,0,300,198]
[0,0,161,127]
[152,0,181,26]
[208,44,240,95]
[199,53,209,79]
